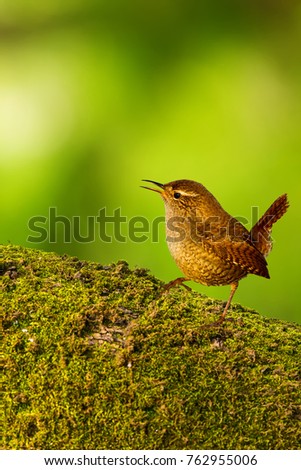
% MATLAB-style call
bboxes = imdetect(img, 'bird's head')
[141,179,215,216]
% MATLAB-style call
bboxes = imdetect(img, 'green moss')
[1,244,301,449]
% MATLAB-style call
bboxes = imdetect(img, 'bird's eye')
[174,192,181,199]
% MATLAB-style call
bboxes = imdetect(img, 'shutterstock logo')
[27,207,165,244]
[27,206,263,244]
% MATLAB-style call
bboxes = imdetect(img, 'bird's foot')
[204,283,238,327]
[202,315,235,329]
[202,301,235,328]
[162,277,192,293]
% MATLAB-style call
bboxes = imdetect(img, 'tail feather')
[251,194,289,257]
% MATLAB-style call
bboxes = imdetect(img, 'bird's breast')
[165,220,246,286]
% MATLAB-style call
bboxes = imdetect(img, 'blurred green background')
[0,1,300,323]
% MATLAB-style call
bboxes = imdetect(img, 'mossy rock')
[1,244,301,450]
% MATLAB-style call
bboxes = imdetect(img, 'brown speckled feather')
[251,194,289,257]
[196,218,270,278]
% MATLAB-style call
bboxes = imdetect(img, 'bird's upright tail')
[250,194,289,258]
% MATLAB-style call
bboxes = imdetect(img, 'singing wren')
[142,179,289,323]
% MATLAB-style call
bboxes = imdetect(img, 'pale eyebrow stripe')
[174,190,199,197]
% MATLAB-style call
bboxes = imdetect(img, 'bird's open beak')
[141,179,164,194]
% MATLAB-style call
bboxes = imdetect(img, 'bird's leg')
[163,277,192,292]
[215,281,239,324]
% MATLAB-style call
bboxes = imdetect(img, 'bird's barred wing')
[203,239,270,278]
[195,217,270,278]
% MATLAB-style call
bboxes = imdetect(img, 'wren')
[142,179,289,324]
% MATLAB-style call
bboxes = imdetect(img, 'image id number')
[186,454,258,466]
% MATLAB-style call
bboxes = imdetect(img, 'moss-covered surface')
[1,244,301,450]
